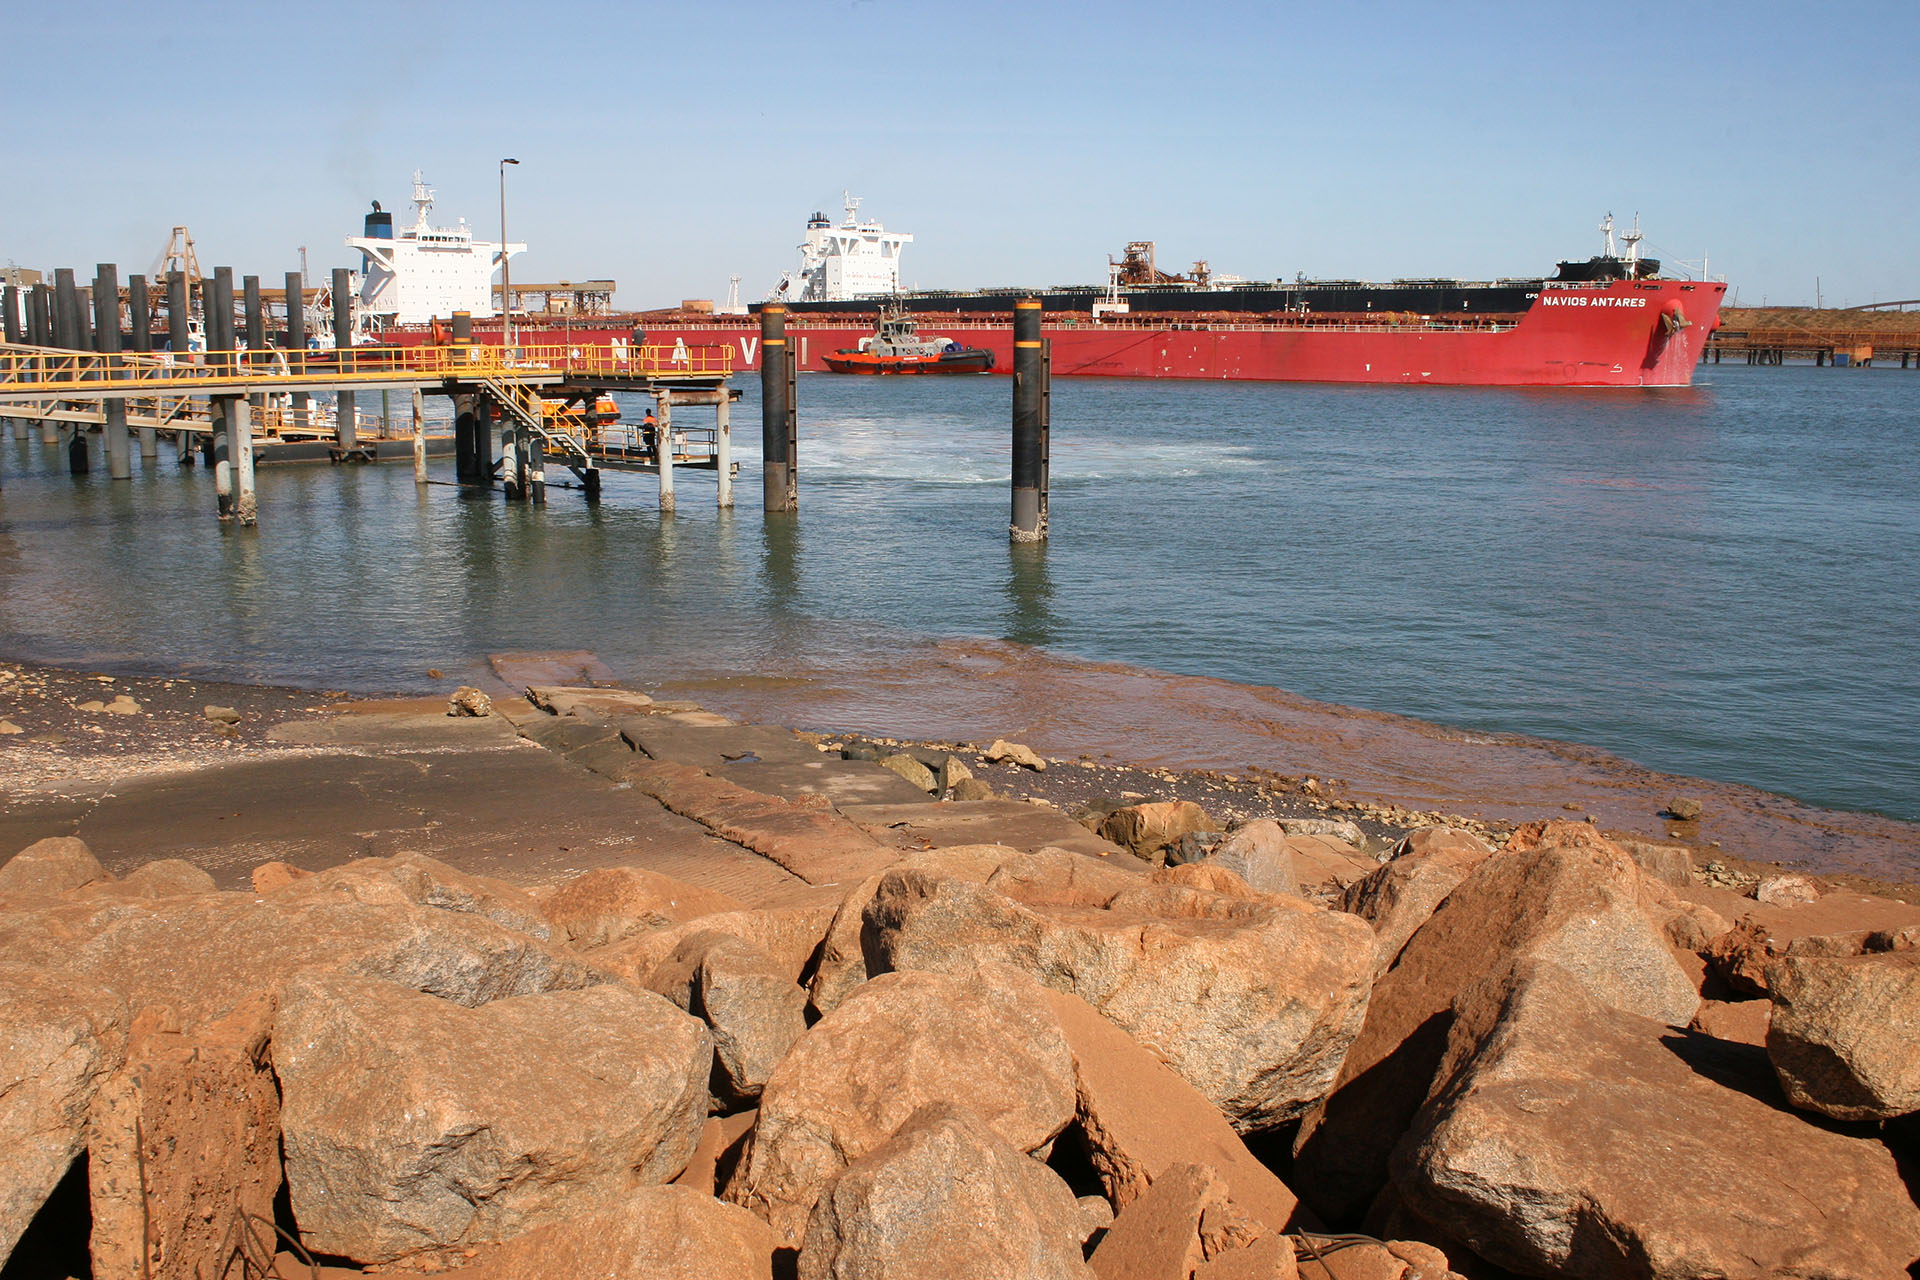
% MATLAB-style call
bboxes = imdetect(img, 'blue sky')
[5,0,1916,309]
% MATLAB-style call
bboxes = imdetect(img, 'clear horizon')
[4,0,1915,311]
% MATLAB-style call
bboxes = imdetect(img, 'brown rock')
[1392,961,1920,1279]
[274,973,711,1265]
[594,896,840,990]
[878,752,938,792]
[986,738,1048,771]
[1663,796,1703,822]
[806,845,1033,1016]
[1295,1240,1421,1280]
[1755,872,1820,906]
[867,867,1375,1132]
[1636,878,1731,952]
[1089,1163,1260,1280]
[1341,830,1495,976]
[1194,1235,1299,1279]
[1293,822,1698,1222]
[447,685,493,716]
[1153,861,1264,899]
[1043,988,1305,1234]
[949,776,997,801]
[1615,837,1694,888]
[799,1102,1092,1280]
[1285,835,1380,902]
[1202,820,1301,897]
[647,930,808,1103]
[1703,914,1779,997]
[732,968,1075,1245]
[445,1186,779,1280]
[3,891,603,1033]
[1767,950,1920,1121]
[538,864,746,948]
[1688,998,1771,1047]
[98,859,217,898]
[673,1111,758,1196]
[0,836,108,896]
[250,861,312,894]
[1099,801,1220,863]
[274,851,552,939]
[0,967,127,1265]
[87,997,280,1280]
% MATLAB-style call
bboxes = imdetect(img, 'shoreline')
[5,650,1916,903]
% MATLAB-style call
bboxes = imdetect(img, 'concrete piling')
[53,271,89,471]
[94,264,131,480]
[1010,298,1050,542]
[657,390,675,513]
[54,269,81,350]
[285,271,309,429]
[127,275,151,353]
[209,269,235,371]
[715,393,733,509]
[412,388,427,483]
[760,305,796,512]
[128,272,158,459]
[29,287,55,443]
[528,420,546,505]
[211,396,232,516]
[29,284,52,347]
[476,402,496,484]
[166,273,189,357]
[2,283,19,344]
[243,276,264,357]
[331,268,356,453]
[231,396,257,525]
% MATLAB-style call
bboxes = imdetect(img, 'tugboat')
[821,306,996,375]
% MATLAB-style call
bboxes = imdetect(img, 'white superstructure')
[345,171,524,325]
[768,193,911,303]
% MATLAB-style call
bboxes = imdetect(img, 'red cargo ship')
[374,207,1725,387]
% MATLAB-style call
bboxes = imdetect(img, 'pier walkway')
[0,340,740,519]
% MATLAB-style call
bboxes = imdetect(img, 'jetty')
[1705,305,1920,367]
[0,265,749,523]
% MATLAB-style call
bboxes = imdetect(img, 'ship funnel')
[365,206,394,239]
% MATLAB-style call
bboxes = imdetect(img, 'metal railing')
[0,341,733,398]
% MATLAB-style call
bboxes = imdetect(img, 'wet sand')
[5,646,1917,900]
[649,637,1920,893]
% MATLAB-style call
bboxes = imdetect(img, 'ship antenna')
[1621,213,1644,274]
[412,170,435,231]
[843,190,860,226]
[1599,212,1616,259]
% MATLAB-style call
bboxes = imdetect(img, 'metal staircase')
[478,374,596,482]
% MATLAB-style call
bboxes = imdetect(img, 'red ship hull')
[391,279,1725,388]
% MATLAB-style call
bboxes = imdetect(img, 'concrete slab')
[838,800,1131,862]
[265,710,517,751]
[488,651,617,689]
[57,742,806,897]
[619,721,821,771]
[528,686,656,718]
[715,758,932,807]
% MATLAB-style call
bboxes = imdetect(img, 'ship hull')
[389,280,1725,388]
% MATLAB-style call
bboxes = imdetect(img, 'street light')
[499,157,519,352]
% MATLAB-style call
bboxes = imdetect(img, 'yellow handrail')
[0,341,733,397]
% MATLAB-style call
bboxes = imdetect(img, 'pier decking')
[0,336,740,518]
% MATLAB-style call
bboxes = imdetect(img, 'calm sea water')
[2,363,1915,822]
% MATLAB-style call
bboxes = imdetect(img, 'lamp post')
[499,157,519,353]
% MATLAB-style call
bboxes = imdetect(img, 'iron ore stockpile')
[2,657,1919,1280]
